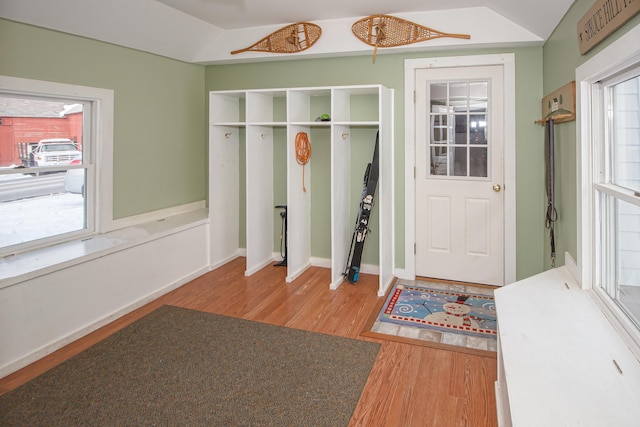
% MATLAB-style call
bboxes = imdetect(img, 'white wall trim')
[403,54,516,285]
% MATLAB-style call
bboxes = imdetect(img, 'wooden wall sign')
[577,0,640,55]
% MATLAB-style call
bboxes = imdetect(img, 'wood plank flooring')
[0,257,498,426]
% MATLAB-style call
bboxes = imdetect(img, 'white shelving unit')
[209,85,394,295]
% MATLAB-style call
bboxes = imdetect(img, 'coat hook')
[342,132,349,140]
[224,132,232,139]
[261,133,267,139]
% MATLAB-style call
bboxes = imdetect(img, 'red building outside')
[0,98,83,167]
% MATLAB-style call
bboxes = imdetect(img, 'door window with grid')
[428,81,489,179]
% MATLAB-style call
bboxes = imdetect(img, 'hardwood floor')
[0,257,498,426]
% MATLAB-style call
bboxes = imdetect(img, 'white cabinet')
[209,85,394,295]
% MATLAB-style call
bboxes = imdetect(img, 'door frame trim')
[403,54,516,285]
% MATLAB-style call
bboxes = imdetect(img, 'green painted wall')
[0,19,206,219]
[206,47,546,279]
[3,15,591,280]
[542,1,640,270]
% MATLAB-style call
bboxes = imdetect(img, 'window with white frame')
[0,76,114,256]
[598,69,640,329]
[578,24,640,354]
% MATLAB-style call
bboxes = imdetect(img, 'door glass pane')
[469,82,488,113]
[454,114,468,144]
[470,147,488,177]
[470,114,488,144]
[431,146,448,176]
[450,82,468,113]
[430,83,448,110]
[611,75,640,193]
[453,147,467,176]
[431,114,448,144]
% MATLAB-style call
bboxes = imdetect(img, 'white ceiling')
[0,0,574,64]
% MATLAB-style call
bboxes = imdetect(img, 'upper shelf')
[209,85,384,126]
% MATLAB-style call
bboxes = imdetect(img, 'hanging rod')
[535,112,575,125]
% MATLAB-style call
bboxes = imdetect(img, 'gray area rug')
[0,305,380,426]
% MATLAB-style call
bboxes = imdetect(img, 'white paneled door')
[415,65,505,285]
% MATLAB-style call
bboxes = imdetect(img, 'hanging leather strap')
[544,118,558,266]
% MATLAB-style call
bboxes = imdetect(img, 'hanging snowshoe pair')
[231,15,470,61]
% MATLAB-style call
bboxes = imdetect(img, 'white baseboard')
[245,258,274,276]
[330,276,344,290]
[309,257,331,269]
[286,262,312,283]
[210,252,241,271]
[359,263,380,275]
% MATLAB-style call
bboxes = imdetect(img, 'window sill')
[0,208,208,290]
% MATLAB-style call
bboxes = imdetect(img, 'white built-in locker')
[209,85,394,295]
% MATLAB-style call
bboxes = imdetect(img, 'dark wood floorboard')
[0,257,498,426]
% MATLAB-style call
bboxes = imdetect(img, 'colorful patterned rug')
[379,283,497,337]
[361,280,498,355]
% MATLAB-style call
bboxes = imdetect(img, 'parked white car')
[32,138,81,167]
[64,159,84,195]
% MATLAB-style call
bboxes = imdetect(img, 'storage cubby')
[209,85,394,295]
[246,90,286,124]
[210,91,246,124]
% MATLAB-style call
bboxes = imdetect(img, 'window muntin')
[0,94,92,253]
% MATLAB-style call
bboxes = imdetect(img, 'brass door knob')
[493,184,501,192]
